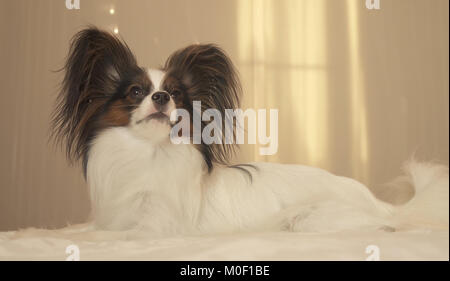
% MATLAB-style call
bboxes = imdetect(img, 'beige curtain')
[234,0,449,188]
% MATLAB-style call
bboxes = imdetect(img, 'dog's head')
[51,27,241,173]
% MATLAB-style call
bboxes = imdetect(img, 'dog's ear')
[51,27,141,164]
[164,44,241,110]
[164,44,242,170]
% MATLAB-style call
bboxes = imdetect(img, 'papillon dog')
[52,27,448,235]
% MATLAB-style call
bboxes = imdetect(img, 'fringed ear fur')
[164,44,242,171]
[51,27,143,167]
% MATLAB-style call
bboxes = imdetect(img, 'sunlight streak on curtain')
[346,0,370,183]
[237,0,329,167]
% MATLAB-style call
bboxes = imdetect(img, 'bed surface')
[0,224,447,261]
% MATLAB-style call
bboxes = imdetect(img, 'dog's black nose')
[152,91,170,106]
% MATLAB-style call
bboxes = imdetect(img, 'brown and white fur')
[52,27,449,235]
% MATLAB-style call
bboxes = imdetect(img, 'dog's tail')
[389,160,449,229]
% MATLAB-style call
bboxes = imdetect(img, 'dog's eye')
[130,86,144,97]
[170,90,181,98]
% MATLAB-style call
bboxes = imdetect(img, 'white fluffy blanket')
[1,162,447,261]
[0,224,447,261]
